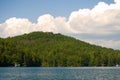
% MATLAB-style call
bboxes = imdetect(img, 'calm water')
[0,67,120,80]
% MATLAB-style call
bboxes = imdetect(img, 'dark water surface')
[0,67,120,80]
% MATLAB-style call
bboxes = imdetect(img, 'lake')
[0,67,120,80]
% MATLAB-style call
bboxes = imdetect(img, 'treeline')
[0,32,120,67]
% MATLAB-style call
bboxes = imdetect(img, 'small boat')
[15,63,20,67]
[116,64,119,67]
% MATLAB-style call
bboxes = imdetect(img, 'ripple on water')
[0,67,120,80]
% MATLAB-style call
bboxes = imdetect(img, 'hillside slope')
[0,32,120,67]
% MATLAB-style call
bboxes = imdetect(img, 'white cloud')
[0,17,35,37]
[36,14,82,34]
[0,15,73,38]
[36,14,73,33]
[114,0,120,4]
[68,1,120,34]
[37,14,56,32]
[0,0,120,49]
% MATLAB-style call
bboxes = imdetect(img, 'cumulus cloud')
[0,0,120,49]
[37,14,56,32]
[68,1,120,34]
[37,14,73,33]
[0,17,35,37]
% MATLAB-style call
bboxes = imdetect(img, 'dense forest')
[0,32,120,67]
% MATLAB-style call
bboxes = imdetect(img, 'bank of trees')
[0,32,120,67]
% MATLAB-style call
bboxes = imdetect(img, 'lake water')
[0,67,120,80]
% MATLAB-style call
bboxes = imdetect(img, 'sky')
[0,0,120,49]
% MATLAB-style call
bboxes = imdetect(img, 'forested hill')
[0,32,120,67]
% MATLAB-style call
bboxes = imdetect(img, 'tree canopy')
[0,32,120,67]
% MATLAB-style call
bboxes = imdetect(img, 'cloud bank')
[0,0,120,49]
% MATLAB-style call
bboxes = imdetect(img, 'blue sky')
[0,0,120,49]
[0,0,114,23]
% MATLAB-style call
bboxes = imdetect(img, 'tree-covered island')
[0,32,120,67]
